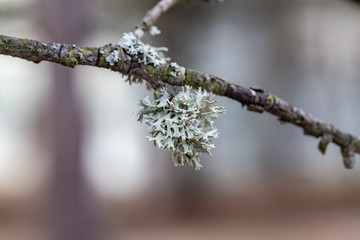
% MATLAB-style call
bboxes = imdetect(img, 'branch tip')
[134,0,182,39]
[318,133,333,154]
[341,147,356,169]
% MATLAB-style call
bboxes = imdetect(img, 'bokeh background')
[1,0,360,239]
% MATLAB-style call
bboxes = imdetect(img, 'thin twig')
[0,34,358,168]
[133,0,223,38]
[133,0,182,39]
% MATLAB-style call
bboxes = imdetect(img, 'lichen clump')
[118,32,169,66]
[105,50,119,66]
[136,86,225,170]
[150,26,161,36]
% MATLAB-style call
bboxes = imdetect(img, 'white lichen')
[170,62,179,69]
[119,32,169,66]
[170,71,178,77]
[150,26,161,36]
[169,62,185,78]
[105,50,119,66]
[136,86,225,170]
[249,89,256,96]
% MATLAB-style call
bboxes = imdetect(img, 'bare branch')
[0,34,358,169]
[133,0,223,39]
[133,0,182,39]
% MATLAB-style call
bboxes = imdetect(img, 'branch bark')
[0,34,359,169]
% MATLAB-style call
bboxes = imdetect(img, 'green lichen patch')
[318,133,334,154]
[59,45,97,68]
[60,49,78,67]
[162,64,171,80]
[265,94,276,109]
[79,48,92,55]
[146,65,156,75]
[0,36,7,48]
[22,40,30,49]
[184,69,228,95]
[147,20,154,28]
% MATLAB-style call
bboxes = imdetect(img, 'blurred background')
[1,0,360,239]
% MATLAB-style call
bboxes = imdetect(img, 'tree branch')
[133,0,182,39]
[0,32,358,169]
[133,0,223,38]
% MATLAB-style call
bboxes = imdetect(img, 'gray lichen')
[119,32,169,66]
[105,50,119,66]
[150,26,161,36]
[136,86,225,170]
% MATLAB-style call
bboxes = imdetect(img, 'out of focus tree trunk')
[39,0,101,239]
